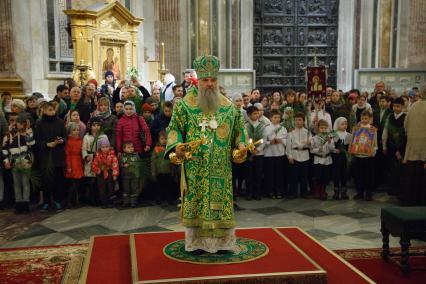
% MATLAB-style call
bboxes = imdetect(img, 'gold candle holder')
[232,139,264,164]
[169,138,207,165]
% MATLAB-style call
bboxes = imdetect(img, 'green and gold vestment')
[165,87,248,238]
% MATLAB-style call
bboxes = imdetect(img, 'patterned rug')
[0,244,88,284]
[335,246,426,260]
[163,238,269,264]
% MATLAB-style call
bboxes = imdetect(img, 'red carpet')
[82,235,132,284]
[0,243,86,284]
[277,227,374,284]
[1,236,423,283]
[336,247,426,284]
[131,228,326,283]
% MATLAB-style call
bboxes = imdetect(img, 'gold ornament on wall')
[64,0,143,86]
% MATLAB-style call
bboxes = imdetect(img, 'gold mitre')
[193,54,220,79]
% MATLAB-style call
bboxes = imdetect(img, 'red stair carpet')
[81,234,132,284]
[277,227,374,284]
[130,228,326,283]
[81,227,374,283]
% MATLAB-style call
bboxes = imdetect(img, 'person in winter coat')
[65,122,84,207]
[93,97,117,149]
[116,100,152,155]
[35,101,67,212]
[2,113,35,214]
[82,116,108,205]
[92,136,119,207]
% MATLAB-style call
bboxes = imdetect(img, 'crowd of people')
[0,71,424,214]
[234,82,425,206]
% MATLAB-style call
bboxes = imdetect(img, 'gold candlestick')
[79,32,83,64]
[161,42,165,70]
[169,138,207,165]
[232,139,264,164]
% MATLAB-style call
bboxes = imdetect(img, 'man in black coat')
[35,101,67,212]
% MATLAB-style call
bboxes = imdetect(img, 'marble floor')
[1,188,425,250]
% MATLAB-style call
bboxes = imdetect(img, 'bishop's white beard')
[198,87,220,113]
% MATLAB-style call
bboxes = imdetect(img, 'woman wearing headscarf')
[116,100,152,155]
[331,117,351,200]
[94,97,117,149]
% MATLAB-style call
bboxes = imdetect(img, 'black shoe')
[14,203,22,214]
[340,192,349,200]
[332,192,340,200]
[254,195,261,200]
[22,202,30,214]
[353,194,364,200]
[0,203,4,210]
[245,195,253,201]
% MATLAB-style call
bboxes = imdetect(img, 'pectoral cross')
[199,117,208,133]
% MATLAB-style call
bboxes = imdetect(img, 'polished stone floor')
[2,187,425,250]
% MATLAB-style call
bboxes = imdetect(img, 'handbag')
[136,116,147,148]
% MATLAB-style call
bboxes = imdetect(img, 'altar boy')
[286,112,310,198]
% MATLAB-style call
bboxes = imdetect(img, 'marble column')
[0,0,15,76]
[134,0,153,88]
[240,0,253,69]
[359,0,376,68]
[396,0,409,68]
[12,0,49,95]
[156,0,181,81]
[378,0,392,67]
[407,0,426,68]
[337,0,356,91]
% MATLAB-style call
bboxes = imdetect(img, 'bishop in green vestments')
[165,55,248,253]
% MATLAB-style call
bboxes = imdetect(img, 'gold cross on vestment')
[199,117,209,132]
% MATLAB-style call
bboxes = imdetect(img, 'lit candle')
[79,32,83,65]
[161,42,165,69]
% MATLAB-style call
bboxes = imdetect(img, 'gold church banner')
[64,0,143,85]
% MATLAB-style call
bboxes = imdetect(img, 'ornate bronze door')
[254,0,339,94]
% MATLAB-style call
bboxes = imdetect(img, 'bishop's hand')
[175,144,186,158]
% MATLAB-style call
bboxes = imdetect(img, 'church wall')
[357,0,426,70]
[11,0,56,97]
[9,0,144,97]
[407,0,426,68]
[5,0,424,97]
